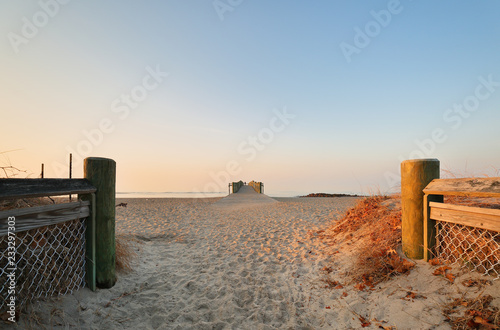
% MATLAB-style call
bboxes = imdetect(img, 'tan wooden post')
[401,159,440,259]
[84,157,116,288]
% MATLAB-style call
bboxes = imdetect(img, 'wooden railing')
[0,178,96,200]
[230,181,244,193]
[0,157,117,295]
[248,181,263,193]
[228,181,265,194]
[423,177,500,261]
[0,178,97,294]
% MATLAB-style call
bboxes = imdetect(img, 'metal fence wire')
[435,220,500,279]
[0,218,86,313]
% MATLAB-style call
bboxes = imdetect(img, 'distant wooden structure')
[229,181,244,194]
[248,181,264,194]
[228,180,264,194]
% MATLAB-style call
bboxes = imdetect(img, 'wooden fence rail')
[0,178,96,200]
[0,201,90,236]
[429,202,500,233]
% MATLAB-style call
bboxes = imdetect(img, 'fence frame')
[423,177,500,261]
[1,157,117,293]
[0,178,97,291]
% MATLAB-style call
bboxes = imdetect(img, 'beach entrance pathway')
[18,193,478,329]
[22,195,367,328]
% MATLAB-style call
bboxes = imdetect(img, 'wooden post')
[69,154,73,201]
[84,157,116,288]
[423,193,443,261]
[41,163,44,178]
[81,193,97,291]
[401,159,440,259]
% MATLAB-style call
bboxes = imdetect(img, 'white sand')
[18,193,500,329]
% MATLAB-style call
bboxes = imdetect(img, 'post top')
[84,157,116,163]
[402,158,440,164]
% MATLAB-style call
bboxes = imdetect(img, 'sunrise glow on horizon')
[1,1,499,196]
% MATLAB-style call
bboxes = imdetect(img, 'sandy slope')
[16,195,500,329]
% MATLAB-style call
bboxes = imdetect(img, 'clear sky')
[1,1,499,195]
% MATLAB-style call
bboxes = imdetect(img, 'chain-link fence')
[435,220,500,279]
[0,218,86,313]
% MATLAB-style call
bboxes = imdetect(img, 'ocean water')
[116,192,227,198]
[115,191,309,198]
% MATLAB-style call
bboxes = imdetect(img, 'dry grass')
[431,195,500,278]
[318,177,500,287]
[444,195,500,210]
[436,221,500,276]
[319,195,414,287]
[0,197,57,211]
[443,292,500,329]
[115,234,139,273]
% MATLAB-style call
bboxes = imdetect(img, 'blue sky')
[1,1,499,195]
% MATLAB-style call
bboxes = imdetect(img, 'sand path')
[19,194,476,329]
[20,195,361,329]
[107,196,358,329]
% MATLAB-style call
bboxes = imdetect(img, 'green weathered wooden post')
[80,192,96,291]
[84,157,116,288]
[401,159,440,259]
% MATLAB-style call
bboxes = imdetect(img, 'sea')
[116,190,310,198]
